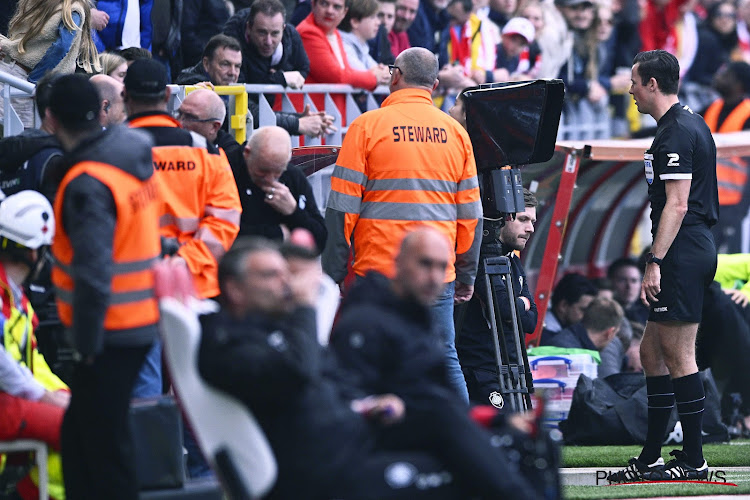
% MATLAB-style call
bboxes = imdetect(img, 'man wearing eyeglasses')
[323,47,482,405]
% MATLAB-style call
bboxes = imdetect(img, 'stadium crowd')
[0,0,750,498]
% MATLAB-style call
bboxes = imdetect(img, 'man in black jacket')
[200,237,541,499]
[457,188,538,406]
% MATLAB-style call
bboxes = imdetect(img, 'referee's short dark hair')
[550,272,598,308]
[202,34,242,62]
[582,297,623,333]
[633,50,680,96]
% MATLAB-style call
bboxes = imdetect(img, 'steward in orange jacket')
[125,60,242,298]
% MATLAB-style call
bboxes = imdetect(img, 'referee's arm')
[642,179,691,304]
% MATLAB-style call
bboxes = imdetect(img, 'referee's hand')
[641,264,661,305]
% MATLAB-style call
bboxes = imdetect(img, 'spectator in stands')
[368,0,396,64]
[407,0,451,57]
[391,0,419,56]
[223,0,309,89]
[48,74,159,500]
[594,274,634,370]
[181,0,231,68]
[608,257,650,324]
[117,46,152,64]
[176,88,228,149]
[487,0,515,28]
[340,0,385,70]
[597,3,631,95]
[493,16,538,81]
[541,272,598,341]
[198,236,537,500]
[234,126,327,251]
[541,297,623,352]
[0,73,62,200]
[99,52,128,82]
[0,0,101,127]
[534,0,572,79]
[625,321,645,373]
[457,189,538,405]
[90,74,127,128]
[97,0,151,53]
[738,0,750,62]
[444,0,499,85]
[297,0,391,91]
[0,191,68,500]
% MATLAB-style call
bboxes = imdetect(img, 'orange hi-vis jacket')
[322,88,483,284]
[52,163,161,334]
[129,113,242,298]
[704,98,750,205]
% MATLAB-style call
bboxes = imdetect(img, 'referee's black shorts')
[649,224,716,324]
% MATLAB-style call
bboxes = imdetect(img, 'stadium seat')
[158,297,277,499]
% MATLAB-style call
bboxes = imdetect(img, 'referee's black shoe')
[607,456,665,483]
[642,450,708,481]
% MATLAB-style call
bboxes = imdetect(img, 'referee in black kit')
[609,50,719,483]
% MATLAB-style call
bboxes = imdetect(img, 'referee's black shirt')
[644,103,719,232]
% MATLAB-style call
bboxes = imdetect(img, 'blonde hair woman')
[0,0,100,126]
[99,51,128,82]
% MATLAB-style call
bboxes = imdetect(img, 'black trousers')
[61,344,150,500]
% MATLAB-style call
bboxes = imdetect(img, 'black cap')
[124,58,168,98]
[48,74,100,130]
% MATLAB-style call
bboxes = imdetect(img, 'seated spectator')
[223,0,309,89]
[98,52,129,82]
[492,16,537,81]
[593,274,633,366]
[90,74,127,128]
[541,297,623,360]
[177,34,334,137]
[445,0,498,85]
[541,272,598,341]
[0,190,69,500]
[368,0,396,64]
[487,0,515,29]
[232,126,327,250]
[608,257,650,324]
[391,0,419,56]
[625,321,645,373]
[198,236,537,499]
[340,0,384,70]
[181,0,231,68]
[407,0,451,57]
[297,0,391,91]
[0,0,100,126]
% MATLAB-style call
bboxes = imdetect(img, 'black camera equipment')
[458,80,564,412]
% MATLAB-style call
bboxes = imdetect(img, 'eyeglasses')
[175,110,220,123]
[388,64,402,75]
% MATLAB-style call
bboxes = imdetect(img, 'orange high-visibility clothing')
[129,114,241,298]
[52,163,161,332]
[704,99,750,205]
[322,88,483,284]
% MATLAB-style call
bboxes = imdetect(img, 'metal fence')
[0,70,37,137]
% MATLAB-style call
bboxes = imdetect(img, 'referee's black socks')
[673,372,705,467]
[639,375,674,465]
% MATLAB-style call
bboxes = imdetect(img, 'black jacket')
[457,240,537,371]
[181,0,230,67]
[223,9,309,86]
[224,134,327,252]
[541,322,597,351]
[198,306,374,499]
[58,125,158,356]
[331,272,456,410]
[0,129,63,199]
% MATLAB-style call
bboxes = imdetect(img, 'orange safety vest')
[129,114,241,298]
[704,99,750,205]
[325,88,482,282]
[52,163,160,332]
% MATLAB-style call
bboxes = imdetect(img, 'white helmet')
[0,190,55,249]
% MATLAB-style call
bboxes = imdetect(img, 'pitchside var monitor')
[463,79,565,171]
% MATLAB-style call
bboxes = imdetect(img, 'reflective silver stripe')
[360,202,457,221]
[333,164,368,186]
[54,287,154,305]
[195,227,227,260]
[160,214,200,233]
[718,181,743,192]
[457,176,479,191]
[55,257,157,275]
[204,206,241,226]
[457,200,482,219]
[109,288,155,305]
[365,178,458,193]
[327,190,362,214]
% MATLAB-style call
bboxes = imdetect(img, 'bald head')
[393,227,450,306]
[90,74,126,127]
[243,126,293,188]
[177,89,226,142]
[390,48,439,93]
